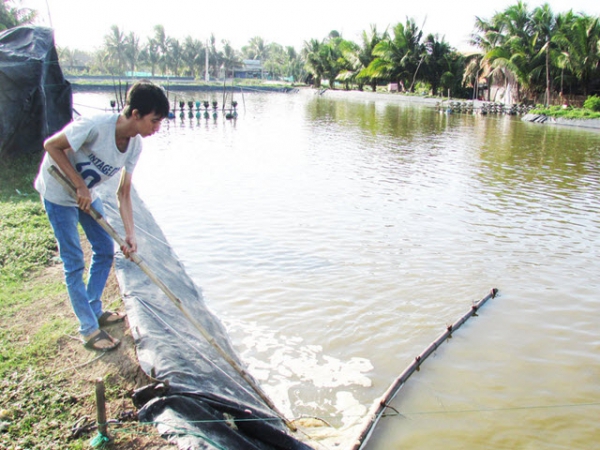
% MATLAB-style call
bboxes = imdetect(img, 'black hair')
[122,80,170,119]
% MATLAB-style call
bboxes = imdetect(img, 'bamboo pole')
[48,165,297,432]
[351,288,498,450]
[95,378,108,437]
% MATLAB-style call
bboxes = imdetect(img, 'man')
[34,80,170,352]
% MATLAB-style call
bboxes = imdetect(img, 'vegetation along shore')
[3,0,600,106]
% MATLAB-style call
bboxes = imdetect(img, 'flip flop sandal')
[84,329,121,352]
[98,311,126,327]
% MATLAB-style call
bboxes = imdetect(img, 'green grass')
[529,105,600,119]
[0,154,87,449]
[0,153,161,449]
[0,153,57,297]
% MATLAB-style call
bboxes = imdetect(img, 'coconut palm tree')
[140,37,160,76]
[558,13,600,97]
[181,36,204,78]
[421,34,455,96]
[103,25,127,75]
[123,31,141,77]
[532,3,557,105]
[221,40,242,78]
[166,38,183,76]
[366,18,424,92]
[343,25,387,91]
[242,36,269,78]
[470,15,504,101]
[153,25,169,75]
[283,46,305,82]
[302,38,327,87]
[207,34,222,79]
[335,39,361,90]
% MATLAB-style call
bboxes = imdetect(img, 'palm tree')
[473,2,542,103]
[166,38,183,76]
[103,25,127,75]
[283,46,305,82]
[344,25,386,91]
[532,3,557,105]
[335,39,361,90]
[221,40,241,78]
[153,25,169,75]
[322,32,346,89]
[422,34,455,96]
[302,38,326,87]
[123,32,141,76]
[463,52,485,100]
[552,10,577,99]
[558,13,600,97]
[241,36,269,78]
[140,37,160,76]
[181,36,204,78]
[207,34,222,79]
[366,18,424,92]
[470,15,504,101]
[263,42,286,80]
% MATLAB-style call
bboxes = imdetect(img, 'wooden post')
[95,378,108,438]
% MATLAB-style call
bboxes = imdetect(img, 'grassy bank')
[0,154,170,449]
[530,104,600,119]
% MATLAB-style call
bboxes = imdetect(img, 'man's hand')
[121,235,137,259]
[76,184,92,212]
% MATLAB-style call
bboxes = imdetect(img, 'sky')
[19,0,600,53]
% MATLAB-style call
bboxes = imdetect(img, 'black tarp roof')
[0,25,71,157]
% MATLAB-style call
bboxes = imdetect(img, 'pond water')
[76,89,600,449]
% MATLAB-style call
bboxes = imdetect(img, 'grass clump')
[583,94,600,112]
[0,153,57,291]
[529,104,600,119]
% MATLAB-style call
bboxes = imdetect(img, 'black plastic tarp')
[0,26,71,157]
[97,177,313,450]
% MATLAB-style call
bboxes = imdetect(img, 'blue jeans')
[44,198,114,337]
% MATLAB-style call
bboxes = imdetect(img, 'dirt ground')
[17,241,176,449]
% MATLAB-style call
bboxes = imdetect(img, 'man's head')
[122,80,170,119]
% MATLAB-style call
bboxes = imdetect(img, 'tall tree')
[166,38,183,76]
[422,34,455,96]
[221,39,241,78]
[366,18,424,92]
[153,24,169,75]
[470,15,504,101]
[123,31,141,76]
[532,3,557,105]
[181,36,204,78]
[302,38,326,87]
[140,37,160,76]
[346,25,386,91]
[558,13,600,96]
[103,25,127,75]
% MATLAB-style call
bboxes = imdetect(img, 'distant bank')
[66,75,298,93]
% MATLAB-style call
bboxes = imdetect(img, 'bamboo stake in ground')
[48,165,297,432]
[95,378,108,438]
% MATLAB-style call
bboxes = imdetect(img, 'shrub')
[583,95,600,112]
